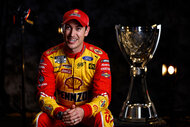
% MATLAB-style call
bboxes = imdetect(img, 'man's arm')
[80,52,112,118]
[37,54,67,119]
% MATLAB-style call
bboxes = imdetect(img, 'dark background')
[0,0,190,126]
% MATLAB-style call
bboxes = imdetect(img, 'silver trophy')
[115,24,162,124]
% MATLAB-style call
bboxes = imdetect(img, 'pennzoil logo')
[58,90,88,102]
[65,77,83,90]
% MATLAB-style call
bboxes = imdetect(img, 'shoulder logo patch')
[94,49,103,54]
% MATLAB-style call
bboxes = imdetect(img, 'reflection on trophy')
[115,24,165,125]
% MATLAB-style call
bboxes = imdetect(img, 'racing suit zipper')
[72,55,76,105]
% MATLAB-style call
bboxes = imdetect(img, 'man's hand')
[62,104,84,126]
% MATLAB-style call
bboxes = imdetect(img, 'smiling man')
[33,9,114,127]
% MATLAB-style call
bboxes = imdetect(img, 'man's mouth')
[68,38,78,43]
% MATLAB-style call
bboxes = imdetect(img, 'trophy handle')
[115,25,122,51]
[151,24,161,59]
[115,24,129,63]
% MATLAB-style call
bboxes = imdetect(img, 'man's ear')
[62,24,65,36]
[85,26,90,36]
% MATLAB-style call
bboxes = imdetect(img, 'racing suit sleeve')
[80,53,112,117]
[37,54,67,119]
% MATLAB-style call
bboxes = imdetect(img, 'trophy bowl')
[115,24,162,124]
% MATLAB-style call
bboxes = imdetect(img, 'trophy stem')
[119,66,158,123]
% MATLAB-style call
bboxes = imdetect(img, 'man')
[33,9,114,127]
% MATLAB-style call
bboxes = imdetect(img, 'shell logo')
[74,10,79,13]
[65,77,83,90]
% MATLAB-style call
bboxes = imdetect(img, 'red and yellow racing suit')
[33,42,114,127]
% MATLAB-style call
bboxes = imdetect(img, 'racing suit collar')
[63,42,86,58]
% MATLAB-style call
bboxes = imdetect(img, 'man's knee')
[33,112,52,127]
[94,109,114,127]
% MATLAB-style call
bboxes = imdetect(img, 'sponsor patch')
[62,64,72,69]
[89,47,94,51]
[61,69,72,74]
[77,62,86,68]
[101,59,109,63]
[39,66,45,69]
[65,77,83,90]
[82,56,93,61]
[101,67,110,71]
[101,63,110,66]
[94,49,103,54]
[54,55,66,63]
[89,63,96,70]
[40,58,44,63]
[70,13,81,17]
[40,63,47,65]
[100,99,106,108]
[38,83,47,87]
[58,90,88,102]
[93,105,99,112]
[39,75,44,83]
[101,72,110,78]
[70,10,80,17]
[43,104,53,114]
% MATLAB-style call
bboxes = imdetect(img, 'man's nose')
[70,29,76,36]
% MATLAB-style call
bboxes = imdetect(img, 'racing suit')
[33,42,114,127]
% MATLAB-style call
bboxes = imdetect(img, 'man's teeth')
[69,39,77,42]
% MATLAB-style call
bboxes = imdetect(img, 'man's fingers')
[62,110,78,121]
[71,104,76,109]
[64,118,80,126]
[62,106,84,126]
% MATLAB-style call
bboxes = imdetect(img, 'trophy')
[115,24,163,124]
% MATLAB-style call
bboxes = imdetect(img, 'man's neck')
[65,43,84,54]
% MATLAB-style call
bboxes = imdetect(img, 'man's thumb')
[71,104,76,109]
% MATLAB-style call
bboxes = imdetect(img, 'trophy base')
[115,118,167,127]
[119,103,158,122]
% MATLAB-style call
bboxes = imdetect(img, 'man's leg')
[82,108,114,127]
[33,112,66,127]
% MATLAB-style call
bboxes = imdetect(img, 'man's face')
[63,20,90,53]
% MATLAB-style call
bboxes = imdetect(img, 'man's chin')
[67,43,76,48]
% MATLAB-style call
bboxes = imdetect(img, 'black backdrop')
[0,0,190,126]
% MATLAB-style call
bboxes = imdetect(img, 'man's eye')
[76,27,82,31]
[65,26,71,30]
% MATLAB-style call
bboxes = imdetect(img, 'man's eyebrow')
[65,23,71,26]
